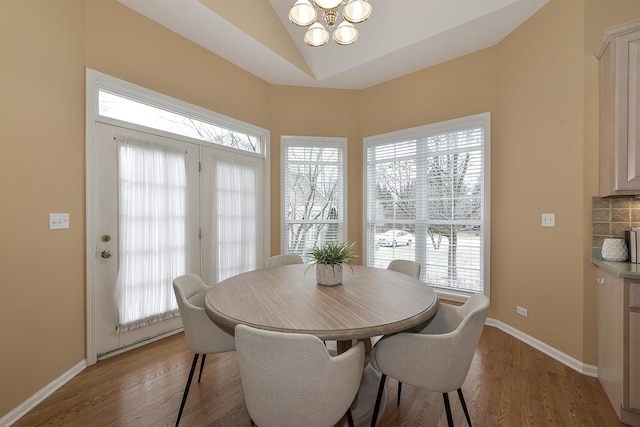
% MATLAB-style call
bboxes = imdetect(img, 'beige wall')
[496,0,586,358]
[0,0,87,415]
[85,0,271,128]
[267,85,361,254]
[360,48,499,136]
[0,0,272,416]
[2,0,640,419]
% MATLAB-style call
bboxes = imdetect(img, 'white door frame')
[85,68,270,365]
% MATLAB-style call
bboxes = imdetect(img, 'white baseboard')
[0,360,86,427]
[486,318,598,377]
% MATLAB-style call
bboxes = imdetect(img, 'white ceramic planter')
[316,264,343,286]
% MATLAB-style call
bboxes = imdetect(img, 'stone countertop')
[593,247,640,279]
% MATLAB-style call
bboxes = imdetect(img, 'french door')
[86,70,268,363]
[93,123,200,357]
[91,122,263,359]
[200,146,262,285]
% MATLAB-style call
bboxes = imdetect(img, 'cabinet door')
[597,23,640,196]
[630,300,640,410]
[623,32,640,184]
[597,268,624,416]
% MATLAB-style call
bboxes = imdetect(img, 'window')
[282,137,347,258]
[365,113,490,297]
[98,90,262,153]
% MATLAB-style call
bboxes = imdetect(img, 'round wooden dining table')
[204,263,438,342]
[204,263,439,426]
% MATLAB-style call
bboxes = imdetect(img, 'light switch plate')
[49,213,70,229]
[541,213,555,227]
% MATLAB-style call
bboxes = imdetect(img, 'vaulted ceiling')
[118,0,549,90]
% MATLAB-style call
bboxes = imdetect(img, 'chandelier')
[288,0,372,47]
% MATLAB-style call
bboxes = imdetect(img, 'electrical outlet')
[517,306,528,317]
[541,213,555,227]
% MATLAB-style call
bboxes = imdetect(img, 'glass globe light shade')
[333,21,358,45]
[304,22,330,46]
[289,0,317,26]
[314,0,342,9]
[343,0,372,23]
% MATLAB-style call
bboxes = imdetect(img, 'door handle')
[101,250,112,259]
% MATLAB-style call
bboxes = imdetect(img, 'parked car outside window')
[377,230,413,247]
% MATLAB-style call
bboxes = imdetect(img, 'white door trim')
[86,68,99,365]
[85,68,270,365]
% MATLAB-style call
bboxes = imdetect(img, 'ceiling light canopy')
[288,0,372,47]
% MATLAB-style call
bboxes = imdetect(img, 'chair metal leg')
[442,392,454,427]
[457,388,472,426]
[370,374,387,427]
[397,382,402,405]
[176,353,199,427]
[197,354,207,383]
[346,408,355,427]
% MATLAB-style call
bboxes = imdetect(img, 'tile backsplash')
[592,197,640,247]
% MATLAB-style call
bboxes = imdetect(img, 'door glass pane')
[116,137,186,332]
[216,158,257,282]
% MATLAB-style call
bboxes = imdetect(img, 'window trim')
[280,135,348,255]
[362,113,491,301]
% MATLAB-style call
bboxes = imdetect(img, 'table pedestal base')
[337,364,385,427]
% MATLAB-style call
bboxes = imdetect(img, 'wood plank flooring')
[12,326,625,426]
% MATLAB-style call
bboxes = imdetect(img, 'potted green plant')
[306,241,357,286]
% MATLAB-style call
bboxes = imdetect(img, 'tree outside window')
[283,137,346,259]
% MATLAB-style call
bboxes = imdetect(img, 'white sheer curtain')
[216,157,257,282]
[116,137,187,332]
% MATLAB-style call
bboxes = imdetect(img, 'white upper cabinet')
[595,20,640,197]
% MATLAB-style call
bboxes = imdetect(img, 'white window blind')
[282,137,346,258]
[366,114,489,295]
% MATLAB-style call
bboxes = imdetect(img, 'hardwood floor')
[13,326,625,427]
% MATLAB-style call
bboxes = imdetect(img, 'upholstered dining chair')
[172,274,236,426]
[369,294,490,427]
[235,324,364,427]
[267,254,304,268]
[387,259,421,279]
